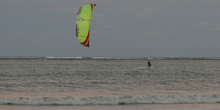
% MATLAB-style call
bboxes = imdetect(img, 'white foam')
[46,57,83,59]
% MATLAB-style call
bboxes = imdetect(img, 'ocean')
[0,57,220,110]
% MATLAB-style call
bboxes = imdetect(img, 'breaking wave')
[1,56,219,60]
[0,94,220,106]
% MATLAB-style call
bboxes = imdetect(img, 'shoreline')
[1,104,220,110]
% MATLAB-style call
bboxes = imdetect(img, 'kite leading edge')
[76,3,96,47]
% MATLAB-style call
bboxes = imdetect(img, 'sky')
[1,0,220,57]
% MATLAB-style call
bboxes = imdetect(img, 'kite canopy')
[76,3,96,47]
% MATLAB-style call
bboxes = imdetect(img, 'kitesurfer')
[148,61,151,68]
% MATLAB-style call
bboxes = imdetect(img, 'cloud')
[45,7,77,14]
[199,21,220,32]
[136,8,160,19]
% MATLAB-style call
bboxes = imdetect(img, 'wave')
[1,56,220,60]
[0,94,220,106]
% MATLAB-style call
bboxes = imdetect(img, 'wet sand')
[1,104,220,110]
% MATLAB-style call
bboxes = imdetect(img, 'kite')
[76,3,96,47]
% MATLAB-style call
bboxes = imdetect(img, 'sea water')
[0,58,220,110]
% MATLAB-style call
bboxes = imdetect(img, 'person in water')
[148,61,151,68]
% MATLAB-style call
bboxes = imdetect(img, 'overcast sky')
[1,0,220,57]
